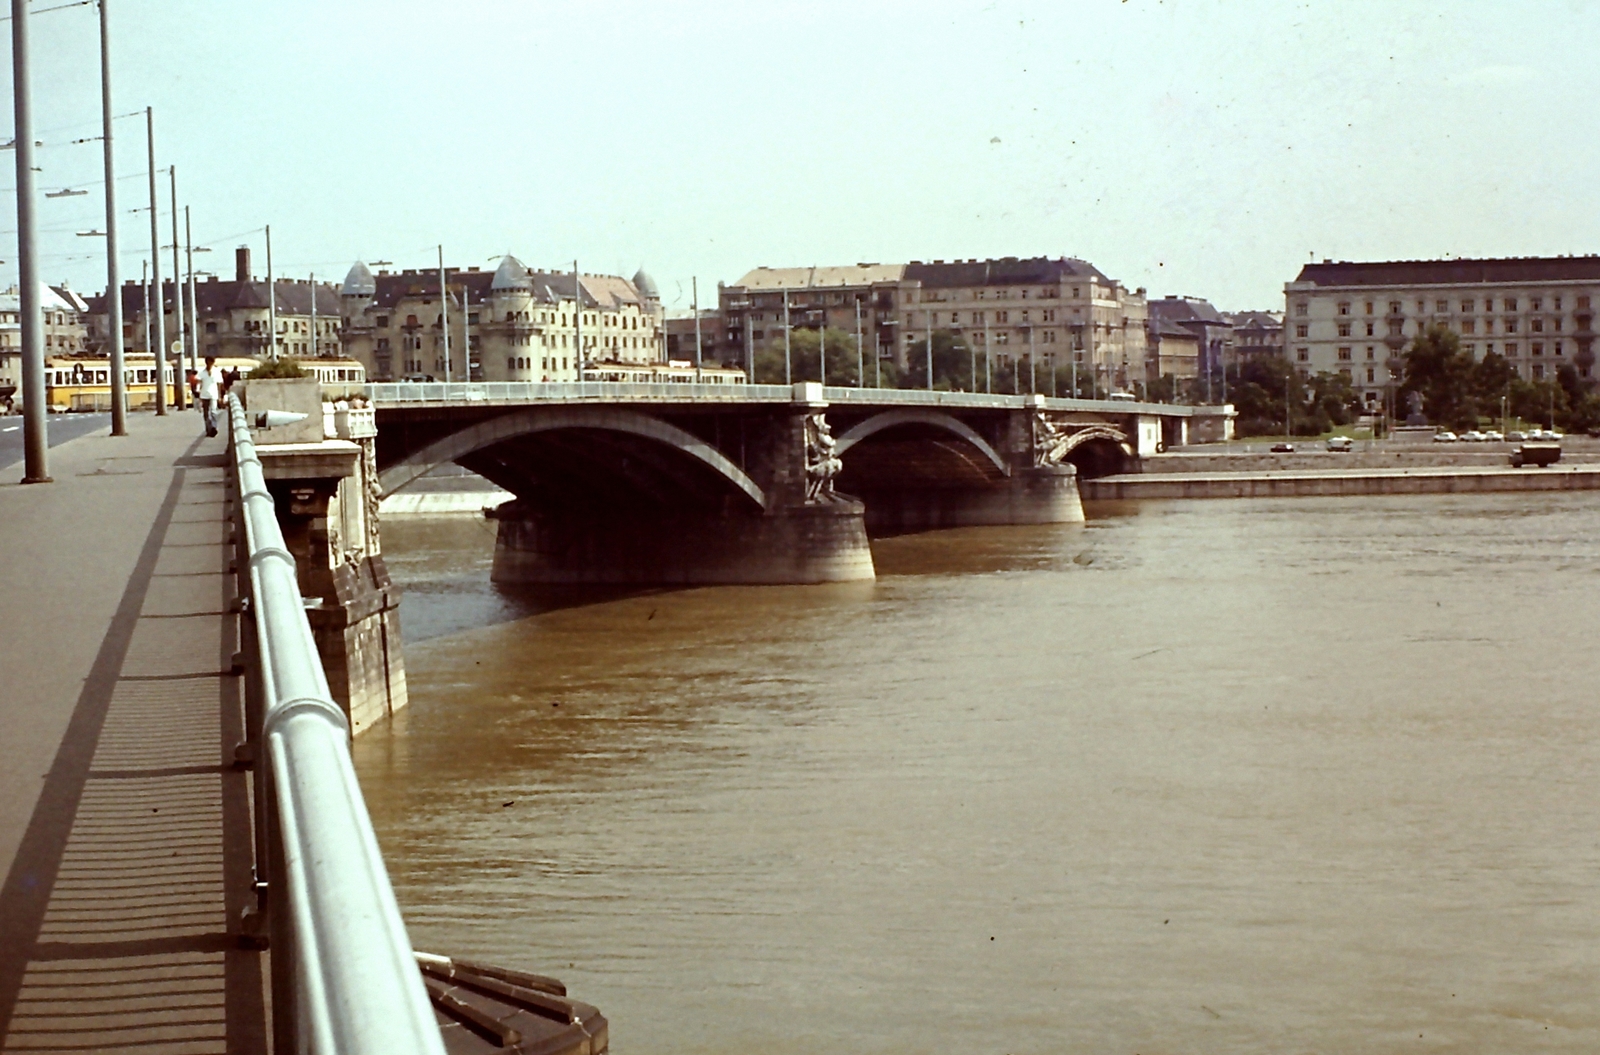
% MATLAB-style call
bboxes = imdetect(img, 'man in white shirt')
[196,356,222,437]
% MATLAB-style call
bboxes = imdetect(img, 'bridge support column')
[855,463,1084,535]
[489,500,873,585]
[253,391,407,736]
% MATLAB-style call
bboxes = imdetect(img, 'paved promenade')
[0,412,266,1053]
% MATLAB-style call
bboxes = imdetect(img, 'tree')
[1226,356,1310,437]
[902,329,976,390]
[752,327,870,386]
[1398,325,1476,430]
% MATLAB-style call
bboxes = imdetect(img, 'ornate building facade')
[338,255,663,382]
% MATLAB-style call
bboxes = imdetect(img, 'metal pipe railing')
[227,393,444,1055]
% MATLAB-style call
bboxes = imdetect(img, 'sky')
[6,0,1600,313]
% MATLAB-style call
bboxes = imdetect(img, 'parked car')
[1482,430,1504,442]
[1460,430,1487,442]
[1433,430,1458,443]
[1506,430,1526,442]
[1325,436,1354,452]
[1529,428,1563,441]
[1270,442,1295,453]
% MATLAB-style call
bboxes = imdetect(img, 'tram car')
[45,354,180,411]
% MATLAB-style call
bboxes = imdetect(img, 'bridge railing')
[227,394,445,1055]
[364,379,1218,416]
[367,380,795,404]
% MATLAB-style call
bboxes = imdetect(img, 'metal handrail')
[227,393,444,1055]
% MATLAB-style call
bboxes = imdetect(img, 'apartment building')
[86,248,340,362]
[1225,310,1285,364]
[719,256,1148,391]
[1147,296,1232,380]
[0,283,91,400]
[339,255,662,382]
[1285,257,1600,406]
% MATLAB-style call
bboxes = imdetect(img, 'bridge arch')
[378,405,767,509]
[833,409,1010,477]
[1057,424,1133,478]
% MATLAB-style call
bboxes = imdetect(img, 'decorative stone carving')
[361,437,383,554]
[1032,411,1071,467]
[804,412,844,503]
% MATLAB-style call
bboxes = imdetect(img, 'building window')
[1532,363,1544,379]
[1505,342,1518,356]
[1461,299,1474,312]
[1366,346,1376,359]
[1365,322,1375,336]
[1531,297,1543,311]
[1295,301,1308,316]
[1506,319,1519,333]
[1464,343,1476,356]
[1462,320,1475,334]
[1389,301,1402,314]
[1532,318,1545,332]
[1296,347,1309,362]
[1486,343,1495,355]
[1364,301,1374,315]
[1337,322,1351,337]
[1532,342,1544,356]
[1367,367,1375,382]
[1295,323,1309,338]
[1337,346,1353,361]
[1504,298,1517,311]
[1553,340,1564,356]
[1337,302,1350,316]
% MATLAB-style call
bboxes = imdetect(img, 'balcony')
[1383,332,1407,349]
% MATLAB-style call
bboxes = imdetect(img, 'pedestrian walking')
[196,356,223,438]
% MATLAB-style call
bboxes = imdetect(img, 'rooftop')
[1292,256,1600,288]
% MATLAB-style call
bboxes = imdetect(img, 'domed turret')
[491,254,533,292]
[341,260,376,297]
[631,267,659,300]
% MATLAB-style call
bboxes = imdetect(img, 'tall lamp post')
[98,0,124,435]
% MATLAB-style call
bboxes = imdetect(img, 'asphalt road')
[0,412,119,471]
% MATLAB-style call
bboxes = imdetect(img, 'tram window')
[96,370,107,383]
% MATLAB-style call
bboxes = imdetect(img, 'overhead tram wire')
[0,0,93,19]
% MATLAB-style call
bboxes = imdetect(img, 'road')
[0,412,120,471]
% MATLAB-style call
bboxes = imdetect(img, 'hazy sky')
[9,0,1600,312]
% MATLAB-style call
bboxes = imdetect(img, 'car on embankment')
[1325,436,1354,452]
[1433,430,1458,443]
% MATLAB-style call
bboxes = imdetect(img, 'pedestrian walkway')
[0,411,266,1054]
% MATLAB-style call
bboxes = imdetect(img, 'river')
[353,493,1600,1053]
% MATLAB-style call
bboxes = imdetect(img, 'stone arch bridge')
[367,382,1230,584]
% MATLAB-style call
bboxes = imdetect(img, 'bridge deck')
[0,414,265,1053]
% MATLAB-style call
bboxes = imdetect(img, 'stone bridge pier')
[375,384,1124,585]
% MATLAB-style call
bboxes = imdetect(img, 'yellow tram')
[40,354,366,411]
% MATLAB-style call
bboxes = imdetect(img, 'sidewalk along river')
[354,494,1600,1054]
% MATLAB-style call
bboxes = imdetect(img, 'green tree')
[752,327,870,386]
[902,329,976,390]
[1226,356,1311,437]
[1398,325,1476,430]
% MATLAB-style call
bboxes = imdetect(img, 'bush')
[248,357,306,379]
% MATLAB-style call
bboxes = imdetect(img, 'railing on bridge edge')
[364,380,1219,416]
[227,393,446,1055]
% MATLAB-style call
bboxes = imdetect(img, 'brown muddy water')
[354,495,1600,1053]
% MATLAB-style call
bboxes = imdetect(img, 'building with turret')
[338,256,663,382]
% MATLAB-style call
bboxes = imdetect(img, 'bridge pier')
[490,499,874,585]
[853,463,1084,535]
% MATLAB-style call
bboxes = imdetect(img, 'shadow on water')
[383,516,696,642]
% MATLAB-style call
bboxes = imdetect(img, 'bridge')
[366,381,1233,584]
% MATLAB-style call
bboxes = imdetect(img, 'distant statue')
[1032,411,1071,466]
[1405,389,1427,426]
[804,412,844,503]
